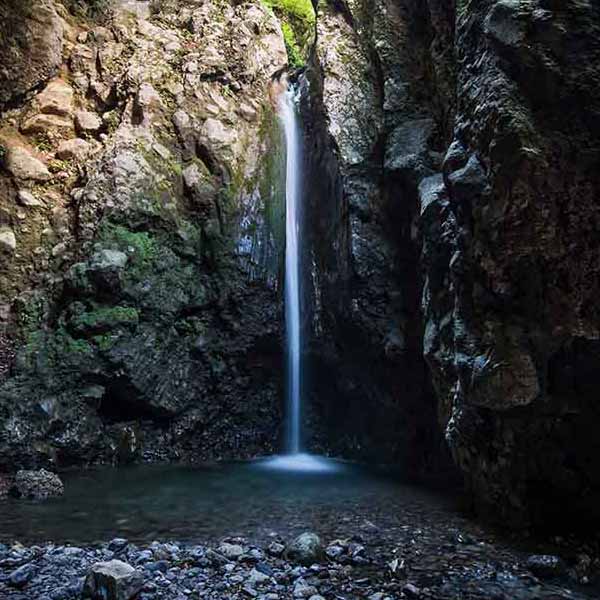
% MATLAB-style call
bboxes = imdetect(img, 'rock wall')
[300,0,455,476]
[0,0,289,468]
[422,0,600,527]
[304,0,600,527]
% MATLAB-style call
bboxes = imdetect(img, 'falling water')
[279,87,302,454]
[258,80,338,474]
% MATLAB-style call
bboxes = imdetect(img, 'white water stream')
[279,87,302,455]
[259,82,338,474]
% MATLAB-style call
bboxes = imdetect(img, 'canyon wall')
[1,0,600,529]
[0,0,288,467]
[305,0,600,526]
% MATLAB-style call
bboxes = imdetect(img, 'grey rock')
[17,190,44,208]
[286,533,323,566]
[0,228,17,253]
[83,560,144,600]
[5,146,51,181]
[14,469,64,500]
[526,555,566,579]
[8,563,37,589]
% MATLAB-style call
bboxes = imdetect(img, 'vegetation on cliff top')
[261,0,315,67]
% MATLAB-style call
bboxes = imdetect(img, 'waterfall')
[279,87,302,455]
[257,79,337,474]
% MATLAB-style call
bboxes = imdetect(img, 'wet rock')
[218,542,245,560]
[5,146,51,181]
[108,538,129,553]
[8,563,37,589]
[292,578,318,598]
[13,469,64,500]
[83,560,144,600]
[402,583,421,598]
[267,542,285,557]
[526,555,566,579]
[286,533,323,566]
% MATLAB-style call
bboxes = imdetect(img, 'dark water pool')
[0,456,459,545]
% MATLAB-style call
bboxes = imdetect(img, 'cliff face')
[301,0,455,474]
[305,0,600,526]
[1,0,600,529]
[422,0,600,527]
[0,0,289,467]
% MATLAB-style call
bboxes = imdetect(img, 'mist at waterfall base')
[259,84,338,474]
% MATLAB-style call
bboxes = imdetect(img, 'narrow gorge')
[0,0,599,598]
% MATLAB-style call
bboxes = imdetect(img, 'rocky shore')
[1,527,599,600]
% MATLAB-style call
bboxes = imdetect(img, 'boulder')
[217,542,244,560]
[83,560,144,600]
[17,190,44,208]
[5,146,51,181]
[35,79,74,117]
[0,229,17,254]
[75,110,103,135]
[56,138,92,160]
[13,469,64,500]
[0,0,64,107]
[526,555,566,579]
[286,533,323,566]
[21,113,74,136]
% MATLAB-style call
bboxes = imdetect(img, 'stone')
[56,138,92,160]
[526,555,566,579]
[402,583,421,598]
[91,249,128,271]
[13,469,64,500]
[108,538,129,553]
[21,113,74,136]
[201,117,236,148]
[35,79,74,116]
[75,110,103,135]
[286,533,323,566]
[17,190,44,208]
[83,560,144,600]
[5,146,51,181]
[8,563,37,589]
[0,0,64,107]
[134,83,163,123]
[292,579,318,598]
[248,568,270,585]
[267,542,285,557]
[218,542,244,560]
[0,228,17,254]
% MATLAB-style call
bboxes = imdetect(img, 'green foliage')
[261,0,315,67]
[262,0,315,24]
[62,0,113,20]
[70,306,139,336]
[100,224,158,263]
[282,22,304,68]
[0,144,6,164]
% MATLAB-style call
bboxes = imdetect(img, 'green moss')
[70,305,139,336]
[261,0,315,66]
[100,224,158,262]
[282,22,304,68]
